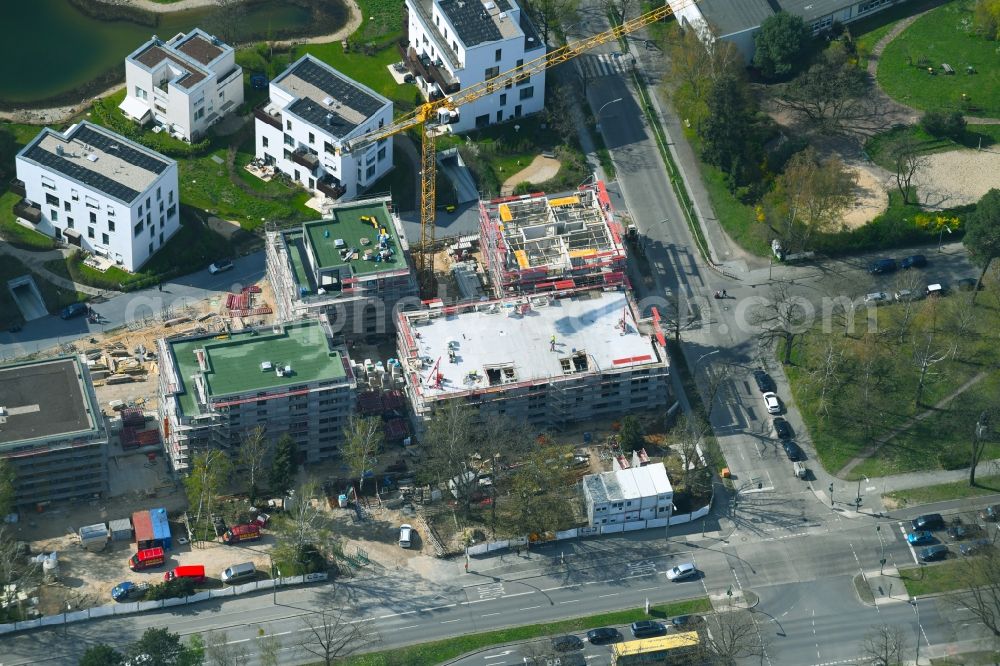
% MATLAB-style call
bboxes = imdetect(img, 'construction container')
[109,518,134,542]
[79,523,109,551]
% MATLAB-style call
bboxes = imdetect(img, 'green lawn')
[900,560,982,596]
[850,0,948,68]
[0,191,56,251]
[336,598,712,666]
[886,475,1000,508]
[0,256,85,329]
[866,123,1000,171]
[878,0,1000,118]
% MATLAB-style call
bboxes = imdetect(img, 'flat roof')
[0,357,99,448]
[585,463,672,503]
[19,122,172,204]
[275,55,389,137]
[173,33,224,65]
[301,201,407,277]
[133,43,208,88]
[401,290,662,398]
[167,321,348,415]
[694,0,774,36]
[779,0,858,22]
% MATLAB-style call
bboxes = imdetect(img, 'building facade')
[0,356,108,509]
[402,0,546,132]
[254,55,393,202]
[479,182,627,297]
[156,319,356,473]
[120,28,244,142]
[266,196,419,338]
[15,121,180,271]
[396,288,670,429]
[582,462,673,528]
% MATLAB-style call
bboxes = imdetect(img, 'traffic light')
[829,483,834,493]
[757,482,762,489]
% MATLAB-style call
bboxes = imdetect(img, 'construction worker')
[550,335,556,351]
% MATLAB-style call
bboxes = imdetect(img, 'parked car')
[911,514,945,531]
[666,562,698,581]
[960,539,992,556]
[907,531,934,546]
[762,392,781,415]
[208,259,234,275]
[111,581,148,602]
[926,283,946,297]
[399,524,413,548]
[586,627,622,645]
[772,417,793,440]
[60,302,88,320]
[869,258,898,274]
[979,505,1000,522]
[752,370,775,393]
[630,621,667,638]
[552,635,584,652]
[782,441,804,462]
[671,615,705,629]
[957,277,982,291]
[919,544,949,562]
[947,523,983,540]
[901,254,927,269]
[894,289,919,302]
[864,292,890,305]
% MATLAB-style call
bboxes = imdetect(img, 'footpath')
[0,241,111,298]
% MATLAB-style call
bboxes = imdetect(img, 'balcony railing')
[13,199,41,224]
[317,177,346,199]
[291,148,320,171]
[253,104,282,130]
[403,46,460,95]
[9,179,25,197]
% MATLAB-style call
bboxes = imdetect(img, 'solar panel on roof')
[24,144,141,203]
[74,125,168,174]
[289,99,358,137]
[290,59,384,118]
[438,0,503,47]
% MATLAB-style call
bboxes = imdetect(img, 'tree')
[762,147,857,252]
[663,29,744,131]
[274,480,330,569]
[804,338,846,421]
[973,0,1000,40]
[749,281,812,364]
[79,644,125,666]
[128,627,204,666]
[300,603,370,666]
[208,0,246,44]
[237,426,271,503]
[506,446,577,534]
[776,45,872,132]
[921,110,967,140]
[0,457,14,517]
[602,0,635,24]
[964,189,1000,304]
[700,72,757,185]
[417,403,479,513]
[912,327,955,406]
[753,12,810,79]
[253,627,282,666]
[522,0,579,44]
[970,410,993,487]
[184,450,233,534]
[269,434,299,494]
[0,526,40,615]
[618,416,645,451]
[704,610,769,665]
[342,416,384,493]
[949,549,1000,636]
[205,631,249,666]
[861,624,907,666]
[475,414,534,536]
[887,136,928,205]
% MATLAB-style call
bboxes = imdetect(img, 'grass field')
[337,598,713,666]
[900,560,981,596]
[886,475,1000,508]
[877,0,1000,118]
[0,256,85,329]
[865,123,1000,171]
[0,191,56,251]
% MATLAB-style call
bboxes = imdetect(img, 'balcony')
[291,147,320,171]
[317,176,346,200]
[253,104,282,130]
[403,46,460,95]
[13,198,41,224]
[9,179,25,197]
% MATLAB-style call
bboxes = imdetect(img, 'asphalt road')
[0,253,265,359]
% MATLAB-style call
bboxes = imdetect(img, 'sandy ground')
[911,148,1000,209]
[501,156,561,195]
[207,216,244,240]
[842,163,889,230]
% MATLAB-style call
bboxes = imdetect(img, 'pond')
[0,0,346,106]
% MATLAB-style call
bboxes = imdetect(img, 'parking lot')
[899,506,1000,564]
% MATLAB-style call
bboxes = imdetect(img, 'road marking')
[635,586,658,592]
[519,605,543,611]
[501,591,534,599]
[379,610,419,618]
[422,604,456,611]
[482,612,502,617]
[559,599,581,604]
[441,619,462,624]
[397,624,421,630]
[484,650,514,659]
[598,593,620,598]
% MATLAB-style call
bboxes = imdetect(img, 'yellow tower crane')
[342,0,692,271]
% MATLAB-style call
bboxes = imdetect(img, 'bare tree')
[949,549,1000,636]
[253,626,282,666]
[238,425,271,503]
[912,328,955,406]
[342,416,385,493]
[749,281,812,364]
[0,526,40,612]
[205,630,250,666]
[184,449,233,532]
[602,0,635,23]
[888,136,928,205]
[672,413,715,496]
[300,603,371,666]
[0,457,14,517]
[971,410,993,487]
[805,337,846,421]
[506,446,577,535]
[521,0,580,44]
[209,0,246,45]
[273,480,330,567]
[775,43,873,134]
[891,270,925,343]
[704,610,769,665]
[417,403,479,513]
[861,624,907,666]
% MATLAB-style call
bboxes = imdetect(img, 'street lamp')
[856,475,869,509]
[595,97,623,132]
[696,349,721,368]
[937,225,952,252]
[910,598,921,664]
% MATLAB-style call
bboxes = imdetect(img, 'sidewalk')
[0,240,112,298]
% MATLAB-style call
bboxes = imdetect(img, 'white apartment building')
[254,55,394,202]
[120,28,244,142]
[582,462,673,528]
[15,122,180,272]
[402,0,546,132]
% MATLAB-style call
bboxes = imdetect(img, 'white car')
[762,391,781,415]
[208,259,234,275]
[399,524,413,548]
[864,292,889,305]
[666,562,698,581]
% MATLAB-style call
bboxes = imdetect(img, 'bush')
[921,111,967,141]
[145,577,196,601]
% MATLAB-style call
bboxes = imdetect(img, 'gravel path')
[911,147,1000,208]
[500,156,561,195]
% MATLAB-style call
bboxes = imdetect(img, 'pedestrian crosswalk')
[576,52,636,80]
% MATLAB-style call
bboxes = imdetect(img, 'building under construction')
[479,182,627,297]
[266,195,419,339]
[396,287,670,428]
[156,318,356,473]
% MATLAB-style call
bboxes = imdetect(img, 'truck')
[222,523,261,545]
[164,565,206,583]
[128,547,165,571]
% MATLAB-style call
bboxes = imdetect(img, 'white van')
[399,524,413,549]
[792,461,807,479]
[221,561,256,584]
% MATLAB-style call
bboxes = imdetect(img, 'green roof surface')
[302,203,406,277]
[168,321,347,416]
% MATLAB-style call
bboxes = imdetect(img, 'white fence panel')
[188,591,211,603]
[18,618,41,631]
[486,540,510,552]
[90,605,114,618]
[39,616,62,627]
[510,536,529,547]
[578,526,600,537]
[161,597,186,608]
[0,623,15,634]
[304,572,329,583]
[210,587,236,599]
[670,513,693,525]
[690,504,711,520]
[601,524,624,534]
[67,610,91,623]
[645,518,669,528]
[467,543,489,555]
[556,529,578,540]
[623,521,647,532]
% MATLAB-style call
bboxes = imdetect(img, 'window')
[495,48,502,62]
[102,233,109,244]
[168,190,174,204]
[71,190,79,201]
[452,40,458,53]
[156,187,161,201]
[284,133,294,146]
[485,65,500,80]
[160,232,164,244]
[41,176,56,191]
[50,210,58,222]
[308,132,315,144]
[262,136,269,148]
[134,86,147,100]
[67,216,74,228]
[366,165,376,179]
[134,221,144,237]
[108,220,115,232]
[377,146,386,161]
[294,169,300,181]
[138,203,143,216]
[324,141,334,154]
[519,86,534,100]
[85,196,99,209]
[195,108,205,120]
[500,93,507,106]
[87,227,95,239]
[160,216,165,229]
[149,223,154,237]
[167,204,177,219]
[286,119,292,130]
[475,114,489,128]
[45,193,59,207]
[64,201,71,211]
[496,110,502,122]
[90,211,97,224]
[159,200,164,213]
[148,242,154,255]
